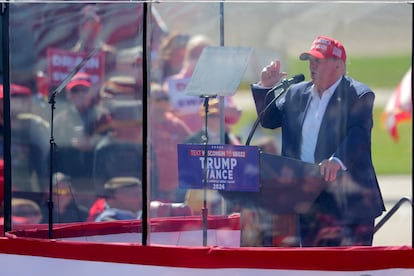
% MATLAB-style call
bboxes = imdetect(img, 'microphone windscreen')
[293,74,305,83]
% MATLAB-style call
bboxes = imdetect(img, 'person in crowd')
[35,5,117,111]
[111,46,144,98]
[250,35,385,246]
[99,75,142,111]
[41,172,88,223]
[163,34,242,133]
[9,84,50,192]
[86,197,106,222]
[185,98,242,146]
[155,32,190,83]
[164,34,211,83]
[92,100,158,198]
[94,177,142,222]
[11,198,42,225]
[149,82,192,203]
[53,72,110,192]
[71,4,117,75]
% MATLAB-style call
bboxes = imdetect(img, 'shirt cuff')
[329,156,347,171]
[252,82,273,89]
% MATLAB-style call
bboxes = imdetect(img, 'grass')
[233,54,412,175]
[372,108,411,175]
[288,54,411,89]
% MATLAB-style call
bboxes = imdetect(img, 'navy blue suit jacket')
[251,76,385,221]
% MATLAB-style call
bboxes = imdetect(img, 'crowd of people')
[2,4,248,227]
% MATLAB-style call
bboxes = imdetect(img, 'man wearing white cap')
[251,35,385,247]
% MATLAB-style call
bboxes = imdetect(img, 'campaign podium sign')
[177,144,260,192]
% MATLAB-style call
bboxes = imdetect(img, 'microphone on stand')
[261,74,305,102]
[267,74,306,94]
[245,74,305,146]
[47,45,101,239]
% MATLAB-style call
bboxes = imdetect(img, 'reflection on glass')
[4,2,411,248]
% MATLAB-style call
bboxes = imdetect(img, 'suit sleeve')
[333,91,375,169]
[250,83,283,129]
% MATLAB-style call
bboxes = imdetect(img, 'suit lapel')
[298,86,313,127]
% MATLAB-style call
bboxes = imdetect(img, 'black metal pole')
[201,96,211,246]
[218,2,225,145]
[141,2,150,246]
[47,95,56,239]
[1,3,11,235]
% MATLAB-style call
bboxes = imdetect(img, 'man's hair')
[103,177,141,198]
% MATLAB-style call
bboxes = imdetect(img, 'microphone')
[268,74,305,94]
[283,73,305,86]
[246,74,305,146]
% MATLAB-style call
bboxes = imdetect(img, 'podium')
[220,152,328,247]
[177,144,328,246]
[221,152,327,214]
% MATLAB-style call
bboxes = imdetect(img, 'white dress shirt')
[300,77,342,163]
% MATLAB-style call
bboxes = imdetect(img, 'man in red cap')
[250,36,385,247]
[53,72,110,192]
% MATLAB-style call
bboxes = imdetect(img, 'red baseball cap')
[11,84,32,96]
[66,72,92,91]
[300,35,346,62]
[0,84,32,97]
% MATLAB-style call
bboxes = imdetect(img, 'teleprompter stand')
[184,46,252,246]
[200,94,216,247]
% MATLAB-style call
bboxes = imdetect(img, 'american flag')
[382,68,412,142]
